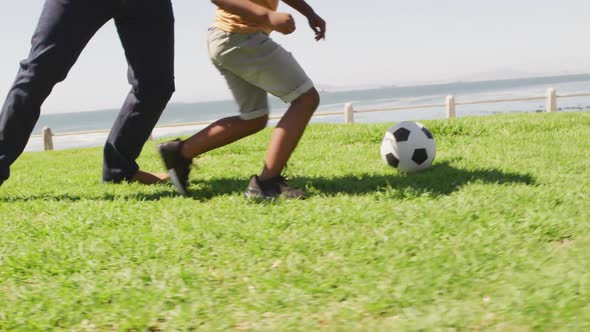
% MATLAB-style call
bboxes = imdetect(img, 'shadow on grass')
[0,162,535,202]
[313,162,536,197]
[190,161,536,200]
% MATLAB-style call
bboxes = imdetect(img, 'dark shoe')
[157,139,191,196]
[245,175,306,200]
[0,169,8,186]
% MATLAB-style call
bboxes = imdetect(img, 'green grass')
[1,112,589,331]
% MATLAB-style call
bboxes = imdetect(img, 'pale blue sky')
[1,0,589,113]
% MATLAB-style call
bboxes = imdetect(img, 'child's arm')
[211,0,296,35]
[281,0,326,40]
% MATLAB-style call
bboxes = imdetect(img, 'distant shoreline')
[41,73,590,116]
[28,73,590,145]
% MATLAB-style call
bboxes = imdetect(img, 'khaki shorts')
[207,27,314,120]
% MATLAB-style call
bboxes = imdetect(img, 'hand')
[307,12,326,41]
[269,12,296,35]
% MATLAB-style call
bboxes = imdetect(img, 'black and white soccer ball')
[380,121,436,173]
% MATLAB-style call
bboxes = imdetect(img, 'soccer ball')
[380,121,436,173]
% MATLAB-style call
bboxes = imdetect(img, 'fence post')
[42,126,54,151]
[344,103,354,124]
[547,88,557,112]
[446,95,456,118]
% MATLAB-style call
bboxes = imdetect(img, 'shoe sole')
[158,144,189,197]
[169,168,189,196]
[244,186,306,200]
[244,187,274,201]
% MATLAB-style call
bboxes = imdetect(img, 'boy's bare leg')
[180,115,268,159]
[259,88,320,181]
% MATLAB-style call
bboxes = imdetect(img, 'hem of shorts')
[240,108,269,120]
[280,80,314,104]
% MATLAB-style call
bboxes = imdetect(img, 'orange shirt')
[214,0,279,35]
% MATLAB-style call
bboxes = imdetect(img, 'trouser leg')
[0,0,114,182]
[102,0,175,182]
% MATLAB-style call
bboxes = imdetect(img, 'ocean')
[25,74,590,152]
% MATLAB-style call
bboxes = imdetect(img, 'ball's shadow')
[190,161,536,200]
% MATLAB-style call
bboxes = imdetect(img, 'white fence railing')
[35,88,590,151]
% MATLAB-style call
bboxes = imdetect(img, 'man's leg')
[0,0,114,183]
[103,0,175,183]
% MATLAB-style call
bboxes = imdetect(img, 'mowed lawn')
[0,112,589,331]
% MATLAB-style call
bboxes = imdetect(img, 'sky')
[0,0,589,114]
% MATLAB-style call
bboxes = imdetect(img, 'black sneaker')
[245,175,306,200]
[157,139,191,196]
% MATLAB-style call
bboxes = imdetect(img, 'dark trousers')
[0,0,175,183]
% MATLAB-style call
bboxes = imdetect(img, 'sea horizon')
[26,73,590,152]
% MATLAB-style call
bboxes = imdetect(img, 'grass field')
[1,112,589,331]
